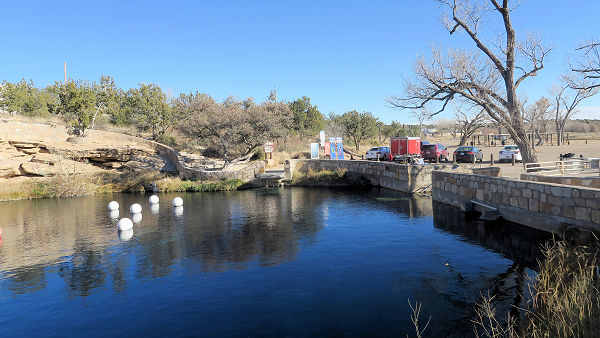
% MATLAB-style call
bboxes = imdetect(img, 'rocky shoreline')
[0,121,264,201]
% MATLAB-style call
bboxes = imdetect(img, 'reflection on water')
[433,201,551,269]
[0,188,550,337]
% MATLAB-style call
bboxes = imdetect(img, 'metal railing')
[525,158,600,176]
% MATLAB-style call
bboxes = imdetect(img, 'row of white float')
[108,195,184,231]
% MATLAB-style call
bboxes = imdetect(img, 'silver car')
[365,146,391,161]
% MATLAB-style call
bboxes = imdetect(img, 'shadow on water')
[432,201,552,336]
[433,201,551,269]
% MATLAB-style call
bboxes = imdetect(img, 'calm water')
[0,188,550,337]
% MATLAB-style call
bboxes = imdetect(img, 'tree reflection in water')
[0,188,560,337]
[58,240,108,297]
[0,188,335,296]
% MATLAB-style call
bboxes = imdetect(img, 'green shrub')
[251,148,265,161]
[156,177,244,192]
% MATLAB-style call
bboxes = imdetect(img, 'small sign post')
[264,141,274,160]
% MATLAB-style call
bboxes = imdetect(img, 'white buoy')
[108,201,119,211]
[174,206,184,217]
[150,203,160,215]
[172,197,183,207]
[130,203,142,214]
[149,195,159,204]
[118,229,133,241]
[117,218,133,231]
[132,213,143,224]
[109,209,120,220]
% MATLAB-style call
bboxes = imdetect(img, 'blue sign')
[336,137,344,160]
[329,137,337,159]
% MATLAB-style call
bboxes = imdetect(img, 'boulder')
[20,158,105,176]
[31,153,62,165]
[21,147,40,155]
[103,162,124,169]
[20,162,54,176]
[9,141,40,149]
[0,160,23,178]
[123,156,168,172]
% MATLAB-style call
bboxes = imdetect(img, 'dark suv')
[422,143,449,162]
[453,146,483,163]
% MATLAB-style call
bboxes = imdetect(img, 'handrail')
[525,158,600,176]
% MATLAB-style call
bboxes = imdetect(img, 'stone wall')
[521,173,600,189]
[432,170,600,234]
[289,159,457,193]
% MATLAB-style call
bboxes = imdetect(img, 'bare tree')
[456,109,486,146]
[572,42,600,90]
[411,110,431,139]
[525,97,551,146]
[388,0,550,163]
[551,76,599,145]
[433,117,457,137]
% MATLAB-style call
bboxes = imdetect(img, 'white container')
[117,218,133,231]
[130,203,142,214]
[108,201,119,211]
[172,197,183,207]
[149,195,159,204]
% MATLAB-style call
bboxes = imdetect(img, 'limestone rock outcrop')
[0,121,177,179]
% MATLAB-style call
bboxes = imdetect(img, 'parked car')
[365,146,391,161]
[498,145,522,162]
[422,143,449,162]
[453,146,483,163]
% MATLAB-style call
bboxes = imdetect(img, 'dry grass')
[155,177,244,192]
[291,167,348,186]
[523,240,600,337]
[0,174,106,201]
[473,240,600,337]
[408,300,431,338]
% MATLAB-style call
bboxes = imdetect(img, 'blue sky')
[1,0,599,123]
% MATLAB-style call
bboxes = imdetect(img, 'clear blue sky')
[1,0,599,123]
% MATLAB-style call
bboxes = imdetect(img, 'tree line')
[0,78,420,161]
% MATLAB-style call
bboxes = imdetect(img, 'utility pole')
[64,61,67,84]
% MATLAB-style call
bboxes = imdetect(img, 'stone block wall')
[432,170,600,234]
[289,159,456,193]
[521,173,600,189]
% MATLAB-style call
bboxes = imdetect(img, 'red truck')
[390,137,423,163]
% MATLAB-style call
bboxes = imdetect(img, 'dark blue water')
[0,188,549,337]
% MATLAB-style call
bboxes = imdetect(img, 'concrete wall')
[432,170,600,234]
[521,173,600,189]
[289,159,456,193]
